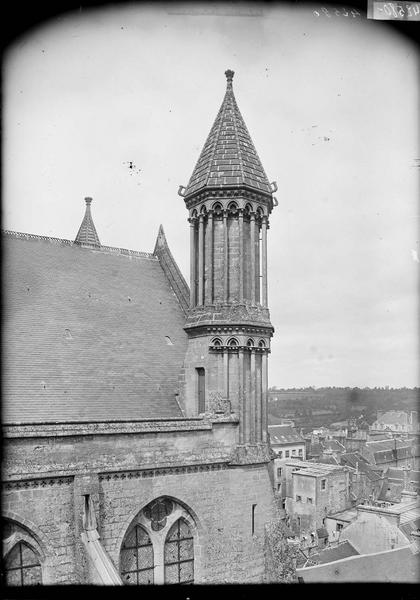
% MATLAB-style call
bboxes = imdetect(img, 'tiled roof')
[74,197,101,246]
[2,231,188,423]
[307,541,359,565]
[366,438,414,455]
[340,453,381,481]
[268,425,305,445]
[184,70,272,198]
[340,452,369,468]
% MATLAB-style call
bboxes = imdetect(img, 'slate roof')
[305,541,359,566]
[366,439,416,464]
[268,425,305,445]
[340,453,381,481]
[184,70,272,198]
[340,452,369,469]
[2,231,188,423]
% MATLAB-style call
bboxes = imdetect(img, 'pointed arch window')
[4,542,42,586]
[120,525,154,585]
[164,518,194,584]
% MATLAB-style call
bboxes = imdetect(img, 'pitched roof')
[340,453,381,481]
[306,541,359,566]
[340,452,369,468]
[268,425,305,445]
[184,70,272,198]
[74,197,101,246]
[366,438,414,455]
[2,231,188,423]
[153,225,190,316]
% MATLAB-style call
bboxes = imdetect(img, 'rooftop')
[268,425,305,445]
[285,460,346,477]
[327,507,358,522]
[184,70,273,199]
[2,227,189,423]
[305,541,359,566]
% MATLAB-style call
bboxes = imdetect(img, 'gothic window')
[258,339,266,348]
[4,542,42,586]
[120,525,154,585]
[164,518,194,584]
[227,338,238,346]
[246,338,254,347]
[211,338,222,348]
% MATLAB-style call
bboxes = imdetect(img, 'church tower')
[179,70,277,463]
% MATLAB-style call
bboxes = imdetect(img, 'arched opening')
[120,525,154,585]
[258,339,266,348]
[228,337,239,347]
[246,338,254,348]
[4,541,42,586]
[119,497,199,585]
[164,518,194,584]
[211,337,222,348]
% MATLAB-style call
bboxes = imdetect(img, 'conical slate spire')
[74,197,101,246]
[184,70,272,198]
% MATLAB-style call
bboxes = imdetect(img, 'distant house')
[298,495,420,582]
[361,438,418,469]
[279,460,351,536]
[370,410,419,436]
[268,425,306,461]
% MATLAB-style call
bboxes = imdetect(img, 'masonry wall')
[3,422,276,584]
[315,471,350,527]
[4,422,237,478]
[3,481,77,583]
[100,463,275,583]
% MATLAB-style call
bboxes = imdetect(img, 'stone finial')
[225,69,235,89]
[85,197,93,205]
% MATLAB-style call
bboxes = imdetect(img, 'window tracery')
[164,518,194,584]
[4,542,42,586]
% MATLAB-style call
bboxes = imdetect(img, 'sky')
[3,2,419,388]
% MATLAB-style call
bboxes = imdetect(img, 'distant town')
[266,386,419,582]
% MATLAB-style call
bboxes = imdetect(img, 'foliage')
[264,511,299,583]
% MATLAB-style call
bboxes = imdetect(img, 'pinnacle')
[74,197,101,246]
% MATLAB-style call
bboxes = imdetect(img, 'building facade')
[2,71,279,585]
[278,461,351,536]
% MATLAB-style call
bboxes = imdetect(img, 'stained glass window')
[4,542,42,586]
[164,518,194,584]
[120,525,154,585]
